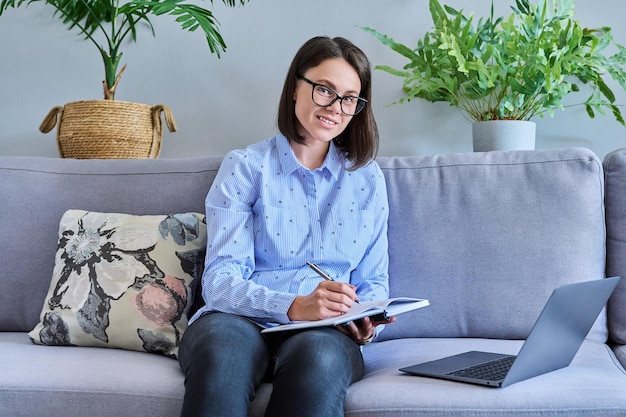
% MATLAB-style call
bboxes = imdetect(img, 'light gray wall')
[1,0,625,159]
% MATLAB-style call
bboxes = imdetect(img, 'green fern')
[363,0,626,125]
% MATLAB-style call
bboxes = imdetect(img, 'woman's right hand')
[287,280,359,321]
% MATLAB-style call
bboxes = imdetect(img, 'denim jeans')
[178,312,364,417]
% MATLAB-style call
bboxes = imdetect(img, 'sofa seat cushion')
[347,338,626,417]
[0,332,184,417]
[4,332,626,417]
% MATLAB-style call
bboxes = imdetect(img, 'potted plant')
[0,0,249,158]
[363,0,626,151]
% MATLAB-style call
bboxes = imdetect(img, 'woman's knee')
[179,313,268,374]
[275,328,364,383]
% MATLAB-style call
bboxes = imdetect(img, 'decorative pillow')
[29,210,206,359]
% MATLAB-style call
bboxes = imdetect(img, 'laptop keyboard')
[446,355,516,381]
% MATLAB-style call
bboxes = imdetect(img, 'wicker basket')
[40,100,177,159]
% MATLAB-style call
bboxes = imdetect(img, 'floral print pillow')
[29,210,206,359]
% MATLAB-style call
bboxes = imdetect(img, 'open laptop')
[399,277,620,388]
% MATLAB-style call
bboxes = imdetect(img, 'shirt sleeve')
[350,162,390,304]
[200,149,296,324]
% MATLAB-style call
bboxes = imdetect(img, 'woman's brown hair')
[277,36,379,170]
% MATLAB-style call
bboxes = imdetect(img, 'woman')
[178,36,392,417]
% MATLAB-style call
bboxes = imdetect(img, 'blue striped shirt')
[189,134,389,327]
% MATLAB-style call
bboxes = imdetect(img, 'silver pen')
[306,261,334,281]
[306,261,360,303]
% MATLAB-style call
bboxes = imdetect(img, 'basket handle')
[149,104,177,158]
[39,106,63,133]
[152,104,177,134]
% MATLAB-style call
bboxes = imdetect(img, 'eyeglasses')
[297,75,367,116]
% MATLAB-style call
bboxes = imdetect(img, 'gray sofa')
[2,146,626,417]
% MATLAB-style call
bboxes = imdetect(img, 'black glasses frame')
[297,75,367,116]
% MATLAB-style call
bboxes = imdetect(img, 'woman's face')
[294,58,361,147]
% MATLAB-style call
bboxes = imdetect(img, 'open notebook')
[261,297,429,333]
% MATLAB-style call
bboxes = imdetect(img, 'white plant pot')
[472,120,536,152]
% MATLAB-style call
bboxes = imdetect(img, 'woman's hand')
[335,315,396,345]
[287,280,359,321]
[286,281,395,345]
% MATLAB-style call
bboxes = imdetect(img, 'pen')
[306,261,360,304]
[306,261,333,281]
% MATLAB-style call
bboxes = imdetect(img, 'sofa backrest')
[603,148,626,346]
[376,147,608,342]
[0,156,221,332]
[0,149,609,343]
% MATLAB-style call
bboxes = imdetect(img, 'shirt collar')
[276,134,342,180]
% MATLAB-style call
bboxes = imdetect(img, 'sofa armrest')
[604,148,626,345]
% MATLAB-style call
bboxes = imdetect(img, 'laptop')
[399,277,620,388]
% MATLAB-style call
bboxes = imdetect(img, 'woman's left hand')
[335,316,396,345]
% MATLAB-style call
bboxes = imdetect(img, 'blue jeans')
[178,312,364,417]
